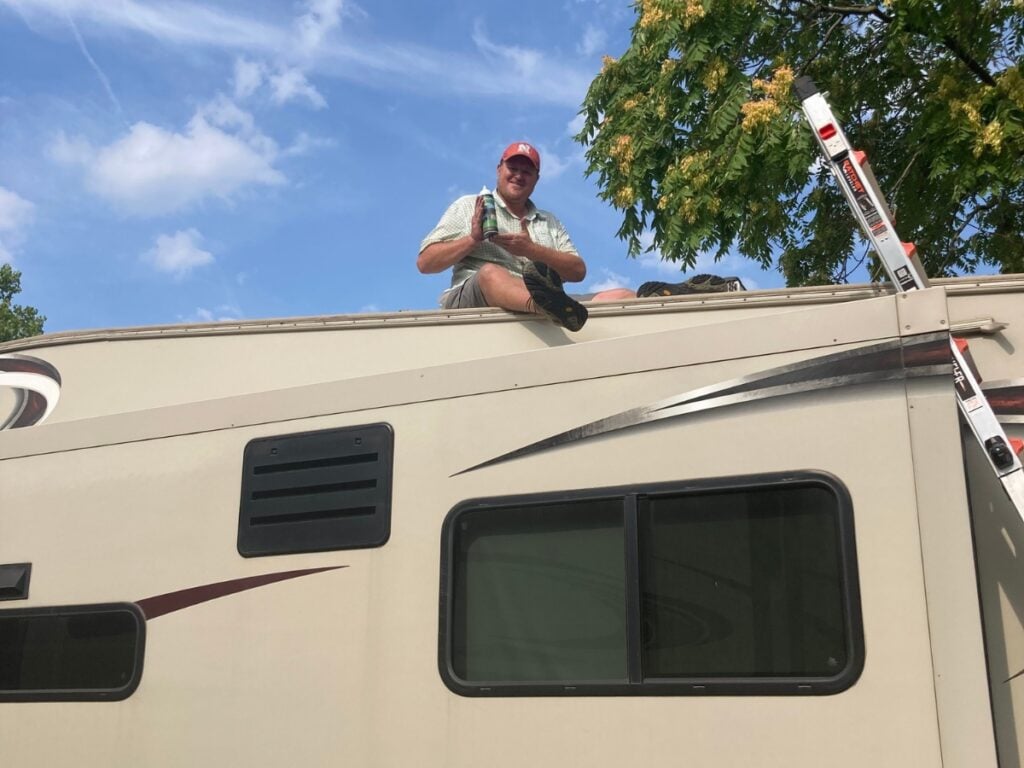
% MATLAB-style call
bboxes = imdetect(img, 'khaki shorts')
[440,272,594,309]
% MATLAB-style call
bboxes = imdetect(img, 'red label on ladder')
[838,157,886,234]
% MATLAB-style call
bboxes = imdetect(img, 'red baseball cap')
[500,142,541,171]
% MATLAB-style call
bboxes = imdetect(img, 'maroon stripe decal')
[0,355,62,383]
[985,384,1024,416]
[11,390,47,428]
[136,566,345,619]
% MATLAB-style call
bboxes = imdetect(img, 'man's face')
[496,156,539,206]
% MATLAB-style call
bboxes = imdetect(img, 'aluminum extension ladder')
[794,76,1024,519]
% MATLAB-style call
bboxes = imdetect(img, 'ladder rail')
[793,75,1024,514]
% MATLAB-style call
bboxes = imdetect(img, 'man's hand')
[470,196,485,243]
[491,219,534,257]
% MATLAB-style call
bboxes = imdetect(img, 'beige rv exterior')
[1,276,1023,767]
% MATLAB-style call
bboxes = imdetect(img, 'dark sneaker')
[523,261,588,332]
[636,274,746,297]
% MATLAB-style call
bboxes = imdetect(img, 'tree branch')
[941,35,997,87]
[789,0,891,23]
[819,4,892,22]
[798,13,845,77]
[953,200,996,245]
[788,0,997,86]
[888,149,921,213]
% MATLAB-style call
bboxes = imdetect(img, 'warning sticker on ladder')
[893,266,917,292]
[952,358,984,411]
[839,158,885,233]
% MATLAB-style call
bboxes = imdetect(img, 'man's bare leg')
[475,262,534,312]
[476,262,588,331]
[591,288,636,301]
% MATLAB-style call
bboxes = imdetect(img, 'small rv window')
[0,603,145,701]
[440,474,862,696]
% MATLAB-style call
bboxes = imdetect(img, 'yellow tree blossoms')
[578,0,1024,285]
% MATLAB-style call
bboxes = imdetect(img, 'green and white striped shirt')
[419,191,580,296]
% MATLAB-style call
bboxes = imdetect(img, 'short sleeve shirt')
[419,191,580,291]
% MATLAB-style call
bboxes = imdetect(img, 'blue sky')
[0,0,789,333]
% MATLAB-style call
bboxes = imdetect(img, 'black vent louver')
[238,424,394,557]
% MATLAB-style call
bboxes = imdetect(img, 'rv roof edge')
[3,274,1022,355]
[0,290,924,459]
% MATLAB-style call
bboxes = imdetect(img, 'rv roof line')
[1,275,1022,355]
[0,283,882,352]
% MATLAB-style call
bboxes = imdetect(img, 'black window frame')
[439,471,863,697]
[0,602,146,702]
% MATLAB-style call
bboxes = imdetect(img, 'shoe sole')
[523,262,588,332]
[637,275,745,297]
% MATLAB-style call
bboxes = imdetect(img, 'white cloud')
[577,24,607,57]
[50,106,285,215]
[567,113,586,137]
[637,230,764,289]
[0,186,35,263]
[295,0,343,58]
[184,303,242,323]
[283,131,336,157]
[67,13,124,116]
[533,144,572,179]
[0,187,34,234]
[6,1,594,108]
[268,66,327,108]
[48,131,93,164]
[233,57,327,109]
[1,0,291,54]
[233,57,265,100]
[142,228,213,278]
[472,21,542,79]
[586,269,631,293]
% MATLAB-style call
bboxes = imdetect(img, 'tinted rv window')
[451,499,627,683]
[639,486,848,679]
[0,603,145,701]
[441,474,861,696]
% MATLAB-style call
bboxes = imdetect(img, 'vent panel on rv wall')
[238,424,394,556]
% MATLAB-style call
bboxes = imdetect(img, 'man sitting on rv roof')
[417,142,743,333]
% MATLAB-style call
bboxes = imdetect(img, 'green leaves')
[577,0,1024,285]
[0,264,45,342]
